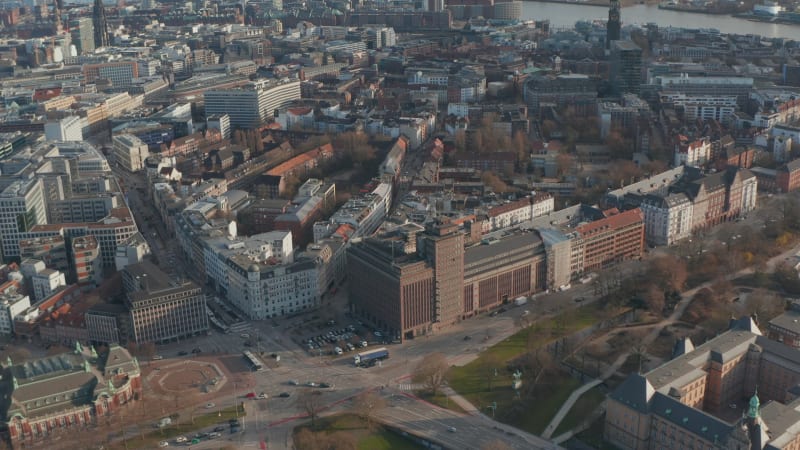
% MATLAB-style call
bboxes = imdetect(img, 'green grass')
[512,378,580,435]
[295,414,422,450]
[447,302,620,436]
[553,386,606,437]
[113,404,246,449]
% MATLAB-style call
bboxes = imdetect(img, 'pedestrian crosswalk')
[396,383,424,391]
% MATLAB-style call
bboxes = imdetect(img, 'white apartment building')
[204,80,301,128]
[112,134,150,172]
[485,193,555,232]
[0,179,47,260]
[225,257,319,319]
[44,116,86,142]
[674,138,711,167]
[0,283,30,335]
[31,269,66,302]
[640,193,694,247]
[660,93,737,124]
[314,183,392,242]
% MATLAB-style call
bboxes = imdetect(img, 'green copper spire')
[91,345,98,359]
[74,341,83,354]
[748,387,760,419]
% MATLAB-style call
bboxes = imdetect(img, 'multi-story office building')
[82,61,139,87]
[606,320,800,450]
[348,223,548,340]
[203,80,301,128]
[122,261,208,344]
[0,280,30,335]
[650,73,754,106]
[72,235,102,286]
[207,114,230,140]
[85,302,127,344]
[0,179,47,261]
[610,40,643,95]
[18,236,69,273]
[48,194,120,225]
[524,74,598,117]
[31,269,66,302]
[569,208,645,275]
[3,345,141,445]
[27,207,139,269]
[112,134,149,172]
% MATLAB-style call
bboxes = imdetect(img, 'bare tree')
[644,285,665,316]
[412,353,450,396]
[299,388,323,428]
[351,390,387,429]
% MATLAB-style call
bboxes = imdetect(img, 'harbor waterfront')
[522,1,800,40]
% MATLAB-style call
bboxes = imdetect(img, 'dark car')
[192,348,202,353]
[319,382,331,388]
[279,392,291,398]
[228,419,239,425]
[213,426,225,432]
[178,350,188,356]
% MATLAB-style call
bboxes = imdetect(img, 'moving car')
[158,441,169,447]
[205,402,215,409]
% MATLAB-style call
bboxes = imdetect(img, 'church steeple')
[747,387,760,420]
[92,0,110,48]
[607,0,621,49]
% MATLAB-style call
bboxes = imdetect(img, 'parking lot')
[291,316,392,357]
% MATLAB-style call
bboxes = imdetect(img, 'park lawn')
[447,302,621,436]
[114,404,246,449]
[510,377,580,435]
[418,391,468,414]
[449,302,610,402]
[296,414,422,450]
[552,386,606,437]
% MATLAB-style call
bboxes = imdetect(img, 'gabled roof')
[609,373,655,414]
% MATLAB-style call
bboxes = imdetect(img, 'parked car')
[306,382,317,387]
[288,380,299,386]
[158,441,169,447]
[178,350,188,356]
[213,426,225,432]
[175,436,188,443]
[320,382,332,388]
[279,392,291,398]
[258,392,268,399]
[205,402,215,409]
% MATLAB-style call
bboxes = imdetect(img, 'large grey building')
[122,261,208,344]
[203,80,301,128]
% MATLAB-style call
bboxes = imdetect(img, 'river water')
[521,1,800,40]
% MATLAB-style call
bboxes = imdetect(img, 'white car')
[175,436,188,443]
[257,392,268,399]
[158,441,169,447]
[205,402,215,409]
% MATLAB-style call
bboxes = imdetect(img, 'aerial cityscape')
[2,0,800,448]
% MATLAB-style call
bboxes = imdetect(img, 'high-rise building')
[610,40,643,95]
[607,0,621,49]
[122,261,208,343]
[72,235,102,286]
[92,0,109,48]
[418,221,464,328]
[71,17,94,54]
[203,80,301,128]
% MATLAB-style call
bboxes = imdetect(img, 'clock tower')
[607,0,621,49]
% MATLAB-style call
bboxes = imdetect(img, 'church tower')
[607,0,621,49]
[92,0,110,48]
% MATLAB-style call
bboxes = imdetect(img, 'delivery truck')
[354,347,389,367]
